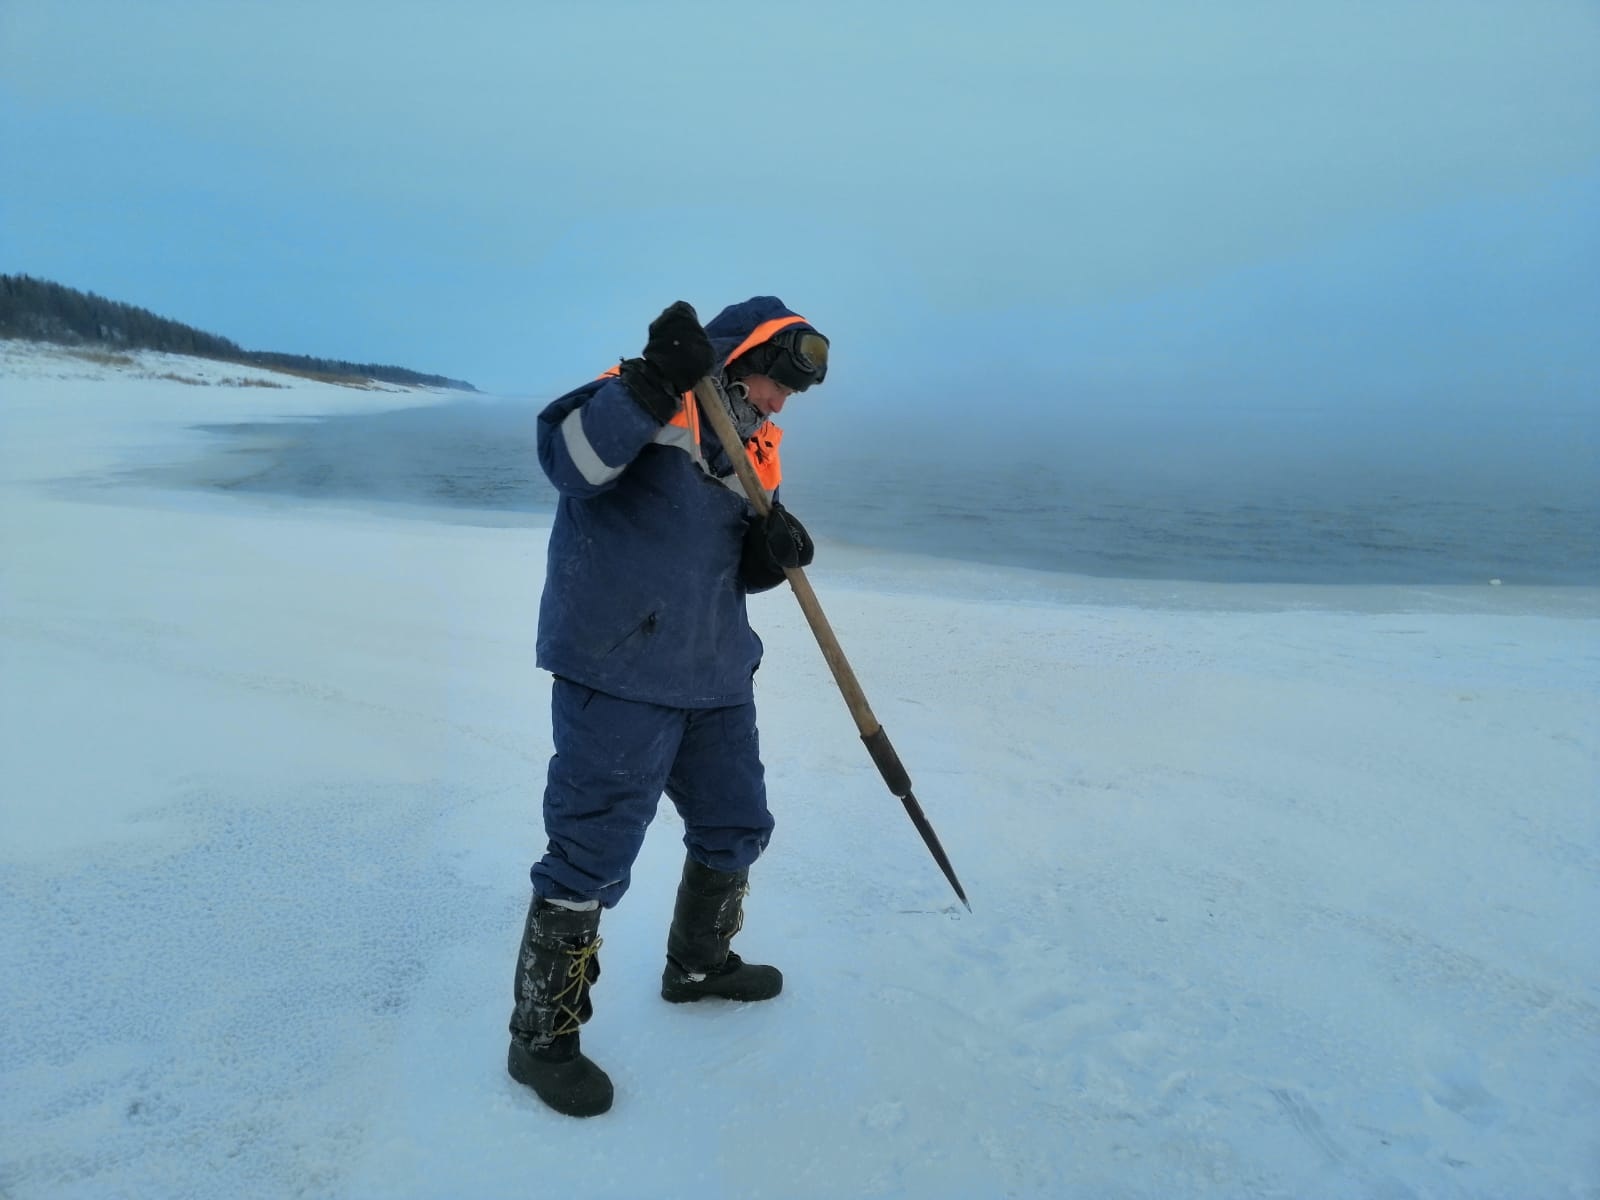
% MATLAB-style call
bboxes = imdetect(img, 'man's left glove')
[740,503,815,592]
[619,300,714,424]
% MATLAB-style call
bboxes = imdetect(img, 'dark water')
[184,399,1599,586]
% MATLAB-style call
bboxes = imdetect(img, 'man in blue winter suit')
[506,297,829,1117]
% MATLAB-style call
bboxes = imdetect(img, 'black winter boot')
[661,857,783,1004]
[507,896,613,1117]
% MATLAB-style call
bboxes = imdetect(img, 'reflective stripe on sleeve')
[653,419,700,457]
[559,408,626,486]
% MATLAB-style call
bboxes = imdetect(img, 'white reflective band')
[544,896,600,912]
[653,420,701,461]
[560,408,625,486]
[716,471,757,498]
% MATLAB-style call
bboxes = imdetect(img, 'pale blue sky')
[3,0,1597,468]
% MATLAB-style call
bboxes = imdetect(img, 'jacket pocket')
[602,611,659,658]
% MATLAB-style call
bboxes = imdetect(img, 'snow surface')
[2,340,1597,1199]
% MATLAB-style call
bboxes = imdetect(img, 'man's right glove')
[618,300,714,424]
[740,503,815,593]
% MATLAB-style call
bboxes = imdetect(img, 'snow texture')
[2,340,1597,1198]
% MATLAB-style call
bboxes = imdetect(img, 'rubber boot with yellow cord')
[507,896,613,1117]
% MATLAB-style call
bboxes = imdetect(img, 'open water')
[184,398,1598,586]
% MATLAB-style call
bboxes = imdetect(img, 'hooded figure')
[506,298,829,1118]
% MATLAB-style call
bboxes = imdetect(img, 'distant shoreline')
[1,273,479,391]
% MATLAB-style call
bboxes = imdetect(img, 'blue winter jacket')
[535,297,822,708]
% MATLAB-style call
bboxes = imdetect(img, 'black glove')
[740,503,815,592]
[619,300,713,424]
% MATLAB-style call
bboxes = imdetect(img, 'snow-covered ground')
[2,340,1596,1199]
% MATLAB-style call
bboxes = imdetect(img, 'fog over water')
[181,392,1598,587]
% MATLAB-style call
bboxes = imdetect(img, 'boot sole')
[661,979,784,1004]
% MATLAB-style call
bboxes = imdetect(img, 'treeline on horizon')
[0,274,476,391]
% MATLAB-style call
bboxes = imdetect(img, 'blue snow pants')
[529,677,774,908]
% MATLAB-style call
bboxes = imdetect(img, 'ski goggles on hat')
[764,328,830,392]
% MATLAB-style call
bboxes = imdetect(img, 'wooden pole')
[692,379,970,910]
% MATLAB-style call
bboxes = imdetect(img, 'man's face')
[741,374,794,417]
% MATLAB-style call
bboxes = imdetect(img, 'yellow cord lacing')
[549,937,602,1037]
